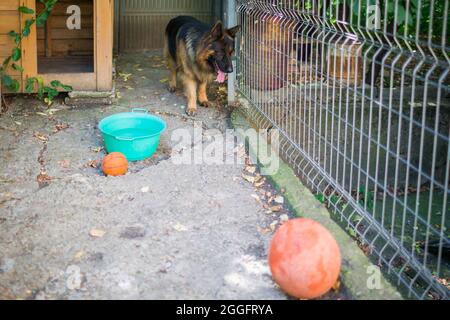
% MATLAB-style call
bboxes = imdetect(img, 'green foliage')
[346,227,358,239]
[330,195,340,205]
[358,187,374,210]
[18,6,34,14]
[12,63,24,72]
[22,19,35,37]
[0,0,71,105]
[315,193,326,204]
[295,0,445,39]
[11,48,21,61]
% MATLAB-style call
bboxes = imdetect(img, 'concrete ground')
[0,51,349,300]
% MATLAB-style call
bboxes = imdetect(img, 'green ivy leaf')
[2,56,11,68]
[22,27,31,37]
[36,10,50,27]
[1,74,13,87]
[44,86,59,102]
[14,34,21,45]
[50,80,62,87]
[36,76,45,87]
[347,227,357,239]
[9,79,20,92]
[44,0,58,11]
[18,6,34,14]
[25,77,36,93]
[11,47,21,61]
[12,63,24,72]
[8,30,18,38]
[37,86,44,100]
[61,84,73,91]
[1,75,20,92]
[315,194,326,204]
[51,80,73,91]
[22,19,35,37]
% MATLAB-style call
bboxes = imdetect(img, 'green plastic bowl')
[99,109,166,162]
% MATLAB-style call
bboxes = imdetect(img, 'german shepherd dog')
[164,16,240,116]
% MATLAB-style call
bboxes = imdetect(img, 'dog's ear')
[226,25,241,38]
[210,21,223,39]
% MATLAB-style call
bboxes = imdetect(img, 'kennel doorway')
[0,0,114,93]
[115,0,223,53]
[37,0,95,74]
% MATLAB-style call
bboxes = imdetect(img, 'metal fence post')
[224,0,236,105]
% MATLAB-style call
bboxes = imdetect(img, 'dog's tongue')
[216,70,226,83]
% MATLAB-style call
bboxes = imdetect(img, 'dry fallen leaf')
[119,72,132,82]
[37,172,52,185]
[258,227,272,235]
[58,159,71,169]
[91,147,104,153]
[254,180,265,188]
[254,175,263,183]
[0,193,21,206]
[54,123,69,133]
[47,108,61,115]
[173,223,188,232]
[33,132,49,142]
[245,166,256,174]
[89,229,106,238]
[269,221,278,231]
[270,205,283,213]
[242,174,256,184]
[86,160,100,169]
[251,194,262,204]
[74,251,85,260]
[332,279,341,292]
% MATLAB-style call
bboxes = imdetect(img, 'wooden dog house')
[1,0,113,93]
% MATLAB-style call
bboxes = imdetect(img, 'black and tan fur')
[164,16,240,116]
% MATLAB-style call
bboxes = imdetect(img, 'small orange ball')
[269,218,341,299]
[102,152,128,176]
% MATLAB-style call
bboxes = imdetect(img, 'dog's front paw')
[186,107,198,116]
[199,100,215,108]
[167,85,176,93]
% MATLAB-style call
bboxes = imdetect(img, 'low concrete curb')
[65,85,116,106]
[231,107,404,300]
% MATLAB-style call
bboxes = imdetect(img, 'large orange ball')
[102,152,128,176]
[269,218,341,299]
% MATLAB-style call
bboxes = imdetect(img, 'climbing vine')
[0,0,72,105]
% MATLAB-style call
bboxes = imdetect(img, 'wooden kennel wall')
[0,0,113,93]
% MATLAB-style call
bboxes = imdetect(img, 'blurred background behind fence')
[235,0,449,299]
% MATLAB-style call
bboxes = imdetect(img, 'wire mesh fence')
[235,0,449,299]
